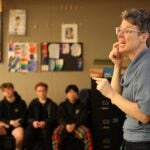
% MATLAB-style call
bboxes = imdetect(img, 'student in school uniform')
[0,82,27,150]
[52,84,93,150]
[24,82,57,150]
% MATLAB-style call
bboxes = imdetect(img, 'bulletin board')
[41,42,83,71]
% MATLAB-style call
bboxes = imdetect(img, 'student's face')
[66,90,78,103]
[117,19,145,54]
[36,86,47,100]
[2,88,15,99]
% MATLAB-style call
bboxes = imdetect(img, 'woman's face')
[117,19,144,55]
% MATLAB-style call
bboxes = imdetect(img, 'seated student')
[0,82,27,150]
[52,84,93,150]
[24,82,57,150]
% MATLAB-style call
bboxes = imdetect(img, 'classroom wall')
[0,0,150,104]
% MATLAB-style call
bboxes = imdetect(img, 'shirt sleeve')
[45,102,57,127]
[135,61,150,115]
[27,101,37,125]
[0,102,9,124]
[74,104,88,126]
[57,103,68,125]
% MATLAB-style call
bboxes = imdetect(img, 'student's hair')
[35,82,48,90]
[65,84,79,94]
[121,9,150,47]
[0,82,14,90]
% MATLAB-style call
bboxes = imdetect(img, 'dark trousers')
[124,140,150,150]
[24,125,52,150]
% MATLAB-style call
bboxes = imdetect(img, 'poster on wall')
[8,9,26,35]
[61,24,78,43]
[8,41,38,72]
[41,42,83,71]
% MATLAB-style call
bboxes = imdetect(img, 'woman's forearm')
[111,64,122,94]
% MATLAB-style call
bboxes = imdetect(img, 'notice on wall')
[8,41,38,72]
[41,42,83,71]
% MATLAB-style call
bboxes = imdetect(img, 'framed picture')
[8,9,26,35]
[61,24,78,43]
[0,0,2,62]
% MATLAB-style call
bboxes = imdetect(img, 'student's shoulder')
[19,99,27,107]
[77,99,87,108]
[58,100,67,107]
[47,98,57,106]
[0,99,5,105]
[29,98,39,105]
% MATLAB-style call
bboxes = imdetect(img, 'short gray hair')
[121,9,150,47]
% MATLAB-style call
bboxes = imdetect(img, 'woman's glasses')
[115,27,142,35]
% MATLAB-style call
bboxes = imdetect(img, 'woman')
[93,9,150,150]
